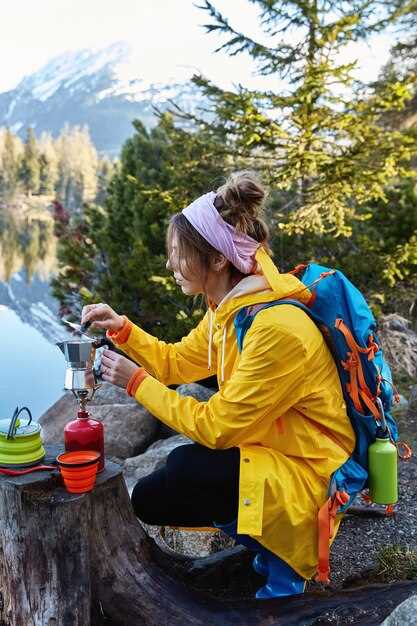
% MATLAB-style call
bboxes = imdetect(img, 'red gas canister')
[64,409,105,472]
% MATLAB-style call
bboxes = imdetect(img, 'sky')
[0,0,396,93]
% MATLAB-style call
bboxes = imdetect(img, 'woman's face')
[166,231,205,296]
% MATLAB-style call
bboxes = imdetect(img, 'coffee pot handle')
[93,337,115,349]
[7,407,32,440]
[93,337,119,380]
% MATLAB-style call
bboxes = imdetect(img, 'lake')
[0,275,71,422]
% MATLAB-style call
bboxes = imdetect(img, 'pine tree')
[192,0,416,235]
[99,115,228,338]
[55,126,98,209]
[95,158,115,206]
[1,129,20,199]
[270,177,417,316]
[38,132,58,195]
[20,127,40,196]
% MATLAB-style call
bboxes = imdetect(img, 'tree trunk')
[0,445,416,626]
[0,445,91,626]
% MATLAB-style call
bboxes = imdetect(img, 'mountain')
[0,42,204,156]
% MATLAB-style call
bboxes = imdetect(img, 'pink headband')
[182,191,260,274]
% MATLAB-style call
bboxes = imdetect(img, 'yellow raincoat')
[110,269,355,579]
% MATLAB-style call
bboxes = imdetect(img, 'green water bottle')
[368,428,398,505]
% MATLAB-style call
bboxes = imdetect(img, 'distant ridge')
[0,42,203,156]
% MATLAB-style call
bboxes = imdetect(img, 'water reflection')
[0,204,73,420]
[0,306,68,421]
[0,205,57,282]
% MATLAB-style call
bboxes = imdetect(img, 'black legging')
[131,443,240,527]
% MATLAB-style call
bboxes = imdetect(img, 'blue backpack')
[234,263,407,582]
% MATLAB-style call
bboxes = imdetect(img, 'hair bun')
[216,171,266,232]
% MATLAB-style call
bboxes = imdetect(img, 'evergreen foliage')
[19,127,40,195]
[38,132,59,195]
[55,126,99,208]
[1,129,21,200]
[271,178,417,316]
[0,125,107,207]
[51,115,228,339]
[191,0,416,235]
[0,126,110,281]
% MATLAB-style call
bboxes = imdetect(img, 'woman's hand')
[100,350,140,388]
[81,303,124,333]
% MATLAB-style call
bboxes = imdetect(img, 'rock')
[39,383,159,459]
[383,316,410,334]
[378,314,417,379]
[158,383,217,439]
[397,395,409,408]
[380,594,417,625]
[89,383,139,406]
[123,434,235,558]
[123,434,192,493]
[157,522,235,559]
[177,383,217,402]
[93,403,158,458]
[408,386,417,420]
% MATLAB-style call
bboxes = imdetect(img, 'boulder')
[39,382,158,460]
[408,386,417,420]
[177,383,217,402]
[89,383,139,406]
[378,314,417,379]
[123,434,193,493]
[380,594,417,625]
[158,383,217,439]
[123,434,235,557]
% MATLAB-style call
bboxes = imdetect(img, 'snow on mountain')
[17,42,130,103]
[0,42,205,156]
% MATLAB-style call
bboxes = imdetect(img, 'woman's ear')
[211,253,228,273]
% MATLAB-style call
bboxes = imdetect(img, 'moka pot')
[56,337,98,391]
[56,335,106,472]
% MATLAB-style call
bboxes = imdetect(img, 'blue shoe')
[252,552,268,577]
[255,551,306,599]
[213,519,305,599]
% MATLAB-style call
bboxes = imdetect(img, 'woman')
[81,172,355,599]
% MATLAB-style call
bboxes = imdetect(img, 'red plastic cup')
[56,450,100,493]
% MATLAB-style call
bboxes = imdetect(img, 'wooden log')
[0,444,416,626]
[87,458,417,626]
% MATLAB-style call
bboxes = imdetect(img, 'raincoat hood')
[207,269,312,381]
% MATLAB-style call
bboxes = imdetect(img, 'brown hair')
[167,171,270,285]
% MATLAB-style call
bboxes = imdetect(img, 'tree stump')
[0,444,416,626]
[0,444,94,626]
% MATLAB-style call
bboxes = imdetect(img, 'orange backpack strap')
[336,319,382,420]
[316,490,349,584]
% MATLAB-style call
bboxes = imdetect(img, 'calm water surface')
[0,306,67,421]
